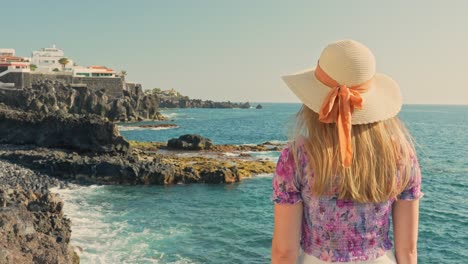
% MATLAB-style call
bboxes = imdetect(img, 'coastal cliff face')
[0,108,129,155]
[0,79,164,122]
[0,160,79,264]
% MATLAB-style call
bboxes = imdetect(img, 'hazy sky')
[3,0,467,104]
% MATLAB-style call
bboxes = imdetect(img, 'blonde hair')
[287,105,415,203]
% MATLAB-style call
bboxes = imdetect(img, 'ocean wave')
[161,112,179,119]
[52,185,196,264]
[243,151,280,162]
[222,152,240,157]
[222,150,280,162]
[51,186,148,263]
[254,173,274,178]
[262,140,287,145]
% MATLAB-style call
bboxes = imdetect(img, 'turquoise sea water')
[57,104,468,264]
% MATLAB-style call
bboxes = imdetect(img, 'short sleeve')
[271,144,303,204]
[397,154,424,200]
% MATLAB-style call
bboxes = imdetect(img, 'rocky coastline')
[0,79,164,123]
[0,134,278,186]
[0,79,256,125]
[0,159,79,264]
[158,98,251,109]
[0,102,280,262]
[150,88,252,109]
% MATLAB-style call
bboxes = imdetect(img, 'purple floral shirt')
[271,141,423,262]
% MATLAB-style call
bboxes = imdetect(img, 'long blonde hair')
[287,105,416,203]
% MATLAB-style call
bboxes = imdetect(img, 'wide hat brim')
[282,68,402,125]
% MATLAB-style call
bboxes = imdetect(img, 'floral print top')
[271,141,423,262]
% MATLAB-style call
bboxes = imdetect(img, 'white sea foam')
[254,173,274,178]
[223,152,240,157]
[239,143,256,146]
[243,150,280,162]
[51,185,196,264]
[263,140,287,145]
[161,112,179,119]
[51,186,152,263]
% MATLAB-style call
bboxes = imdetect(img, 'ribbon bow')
[315,63,373,168]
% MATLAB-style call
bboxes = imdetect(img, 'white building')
[31,44,74,72]
[0,49,15,57]
[0,49,30,77]
[161,88,180,96]
[73,65,117,78]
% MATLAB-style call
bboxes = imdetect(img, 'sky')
[2,0,468,104]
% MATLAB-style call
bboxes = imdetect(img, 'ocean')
[56,103,468,264]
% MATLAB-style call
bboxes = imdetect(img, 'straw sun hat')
[281,39,402,167]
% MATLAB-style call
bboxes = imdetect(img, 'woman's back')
[272,141,423,262]
[271,39,423,264]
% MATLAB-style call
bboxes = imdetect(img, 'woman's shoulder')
[284,135,307,151]
[282,137,308,162]
[282,136,311,177]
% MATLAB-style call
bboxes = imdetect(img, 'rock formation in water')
[167,134,214,150]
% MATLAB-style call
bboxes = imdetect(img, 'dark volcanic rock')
[199,168,239,184]
[256,104,262,109]
[0,191,79,264]
[0,109,129,155]
[0,142,275,186]
[167,134,213,150]
[0,147,139,185]
[0,79,164,122]
[0,160,79,264]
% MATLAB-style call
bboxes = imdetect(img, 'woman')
[271,40,423,264]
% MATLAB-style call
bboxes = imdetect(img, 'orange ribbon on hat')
[315,62,373,168]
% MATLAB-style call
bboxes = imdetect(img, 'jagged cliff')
[0,79,164,122]
[0,160,79,264]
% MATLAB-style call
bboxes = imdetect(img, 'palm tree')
[58,57,69,71]
[120,70,127,77]
[30,64,37,71]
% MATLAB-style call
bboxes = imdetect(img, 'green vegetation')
[58,57,69,71]
[52,68,60,72]
[30,64,37,71]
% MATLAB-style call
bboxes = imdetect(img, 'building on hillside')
[0,49,15,57]
[161,88,180,96]
[31,44,74,72]
[73,65,117,78]
[0,49,30,76]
